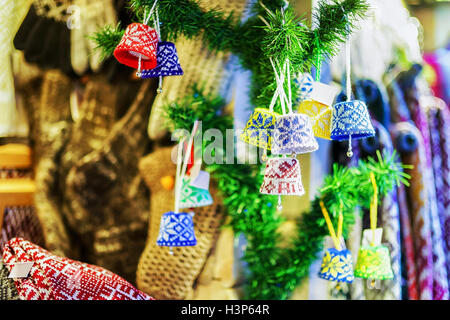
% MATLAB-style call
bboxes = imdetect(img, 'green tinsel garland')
[163,86,410,299]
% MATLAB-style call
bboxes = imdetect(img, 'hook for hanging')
[347,134,353,158]
[136,54,142,77]
[157,76,163,93]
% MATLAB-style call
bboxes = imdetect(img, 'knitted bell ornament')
[298,100,332,140]
[260,157,304,196]
[113,23,158,70]
[294,73,314,103]
[179,176,213,209]
[271,113,319,155]
[319,248,355,283]
[318,201,354,284]
[240,108,280,150]
[139,41,183,78]
[330,100,375,157]
[354,245,394,280]
[2,237,154,300]
[156,211,197,247]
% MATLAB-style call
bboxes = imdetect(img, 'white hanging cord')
[176,120,200,212]
[144,0,159,25]
[270,57,288,115]
[174,137,184,214]
[286,58,293,114]
[345,35,353,158]
[155,7,161,40]
[345,36,352,102]
[136,54,142,77]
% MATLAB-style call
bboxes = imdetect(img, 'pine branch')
[90,23,124,60]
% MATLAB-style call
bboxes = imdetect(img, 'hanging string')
[336,201,344,241]
[269,57,288,115]
[345,36,352,102]
[286,58,293,114]
[144,0,159,25]
[136,54,142,77]
[155,7,163,93]
[369,172,378,246]
[175,120,199,213]
[319,200,341,250]
[314,30,322,82]
[174,137,184,214]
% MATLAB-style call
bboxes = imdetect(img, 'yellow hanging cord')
[337,201,344,241]
[319,200,341,250]
[369,172,378,246]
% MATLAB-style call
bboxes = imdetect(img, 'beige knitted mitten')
[136,146,224,299]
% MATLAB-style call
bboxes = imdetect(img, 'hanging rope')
[319,200,342,250]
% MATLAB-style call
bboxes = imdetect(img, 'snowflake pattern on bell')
[140,41,183,78]
[156,211,197,246]
[179,177,213,209]
[354,245,394,280]
[294,73,314,103]
[330,100,375,141]
[113,23,158,69]
[298,100,332,140]
[271,113,318,155]
[260,157,304,196]
[240,108,279,150]
[318,248,354,283]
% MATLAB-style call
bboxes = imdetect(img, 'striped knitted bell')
[330,100,375,141]
[113,23,158,69]
[179,176,213,209]
[271,113,318,155]
[139,41,183,78]
[240,108,279,150]
[354,245,394,280]
[294,73,314,103]
[156,211,197,247]
[319,248,354,283]
[298,100,332,140]
[260,157,304,196]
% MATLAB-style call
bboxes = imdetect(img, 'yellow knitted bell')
[298,100,332,140]
[354,245,394,280]
[240,108,279,150]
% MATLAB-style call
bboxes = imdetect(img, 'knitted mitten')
[2,237,154,300]
[136,146,224,299]
[63,80,155,282]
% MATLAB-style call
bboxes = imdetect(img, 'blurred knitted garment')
[136,146,224,299]
[2,237,154,300]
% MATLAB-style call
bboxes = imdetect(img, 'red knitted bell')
[113,23,158,69]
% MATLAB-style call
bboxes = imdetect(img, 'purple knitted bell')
[140,41,183,78]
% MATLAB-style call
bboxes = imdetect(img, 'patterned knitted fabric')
[63,80,154,283]
[147,0,251,140]
[330,100,375,140]
[398,68,449,299]
[361,121,402,300]
[2,238,154,300]
[406,100,449,299]
[0,261,19,300]
[391,125,420,300]
[0,207,45,252]
[426,102,450,285]
[136,146,224,299]
[396,122,434,299]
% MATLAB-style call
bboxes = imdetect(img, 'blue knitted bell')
[139,41,183,78]
[156,211,197,247]
[318,248,354,283]
[330,100,375,141]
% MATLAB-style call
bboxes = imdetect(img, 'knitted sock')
[136,146,224,299]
